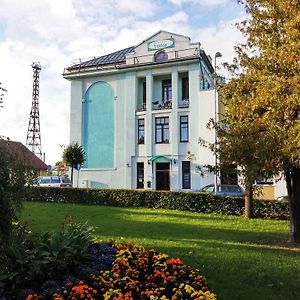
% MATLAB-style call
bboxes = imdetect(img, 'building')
[0,138,48,175]
[63,30,221,190]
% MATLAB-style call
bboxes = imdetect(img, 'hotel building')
[63,30,221,190]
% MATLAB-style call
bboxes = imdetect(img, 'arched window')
[154,50,168,62]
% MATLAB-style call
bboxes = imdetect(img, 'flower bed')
[20,243,216,300]
[1,222,216,300]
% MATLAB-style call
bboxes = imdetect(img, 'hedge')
[23,187,289,220]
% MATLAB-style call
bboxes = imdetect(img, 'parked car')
[199,184,244,198]
[37,176,72,187]
[276,195,288,201]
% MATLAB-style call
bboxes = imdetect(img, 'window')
[138,118,145,144]
[142,81,146,109]
[180,115,188,142]
[162,79,172,102]
[137,162,144,189]
[154,50,168,62]
[182,161,191,189]
[155,117,169,143]
[182,77,189,100]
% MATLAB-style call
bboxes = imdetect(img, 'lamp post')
[214,52,222,195]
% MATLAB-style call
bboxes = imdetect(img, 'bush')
[24,187,289,220]
[0,221,95,297]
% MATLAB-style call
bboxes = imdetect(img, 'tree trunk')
[285,166,300,243]
[244,178,254,218]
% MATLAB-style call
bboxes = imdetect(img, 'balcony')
[137,102,147,112]
[178,99,189,108]
[152,100,172,110]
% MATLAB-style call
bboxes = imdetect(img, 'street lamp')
[214,52,222,195]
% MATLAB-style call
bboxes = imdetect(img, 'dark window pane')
[143,81,146,104]
[137,162,144,189]
[182,161,191,189]
[155,117,169,143]
[156,126,162,143]
[154,51,168,62]
[51,177,60,183]
[182,77,189,100]
[180,115,189,142]
[162,79,172,102]
[227,186,241,192]
[138,118,145,144]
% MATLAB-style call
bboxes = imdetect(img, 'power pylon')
[26,62,42,159]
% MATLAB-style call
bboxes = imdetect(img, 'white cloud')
[168,0,227,6]
[192,17,245,77]
[0,0,244,165]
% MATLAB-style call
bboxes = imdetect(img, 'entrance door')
[156,163,170,190]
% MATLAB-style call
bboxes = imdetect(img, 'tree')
[219,0,300,239]
[0,143,36,244]
[63,142,85,185]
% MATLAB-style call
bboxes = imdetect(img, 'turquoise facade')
[83,81,114,168]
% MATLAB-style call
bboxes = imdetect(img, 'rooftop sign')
[148,38,175,51]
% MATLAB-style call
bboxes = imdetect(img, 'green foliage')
[0,144,37,244]
[63,142,85,168]
[63,142,85,184]
[215,0,300,226]
[24,187,289,220]
[0,221,94,295]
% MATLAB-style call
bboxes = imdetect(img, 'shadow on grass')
[22,202,300,300]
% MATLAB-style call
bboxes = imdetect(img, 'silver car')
[37,176,72,187]
[200,184,244,197]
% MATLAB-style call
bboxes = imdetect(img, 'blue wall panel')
[83,81,114,168]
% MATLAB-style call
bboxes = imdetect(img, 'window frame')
[142,81,146,108]
[154,50,168,62]
[136,162,144,189]
[182,161,191,189]
[162,79,172,102]
[182,77,189,100]
[137,118,145,144]
[180,115,189,142]
[155,117,169,144]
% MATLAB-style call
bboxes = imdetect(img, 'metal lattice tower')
[26,62,42,159]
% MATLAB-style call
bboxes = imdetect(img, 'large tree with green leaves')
[63,142,85,184]
[218,0,300,240]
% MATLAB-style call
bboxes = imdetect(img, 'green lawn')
[21,202,300,300]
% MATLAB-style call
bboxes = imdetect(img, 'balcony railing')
[137,102,147,112]
[152,100,172,110]
[178,99,189,108]
[137,99,189,111]
[126,46,200,66]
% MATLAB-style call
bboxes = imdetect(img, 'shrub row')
[24,187,289,220]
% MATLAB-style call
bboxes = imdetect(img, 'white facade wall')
[67,31,216,191]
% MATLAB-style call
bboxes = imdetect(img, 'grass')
[21,201,300,300]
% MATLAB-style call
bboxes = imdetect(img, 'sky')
[0,0,246,165]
